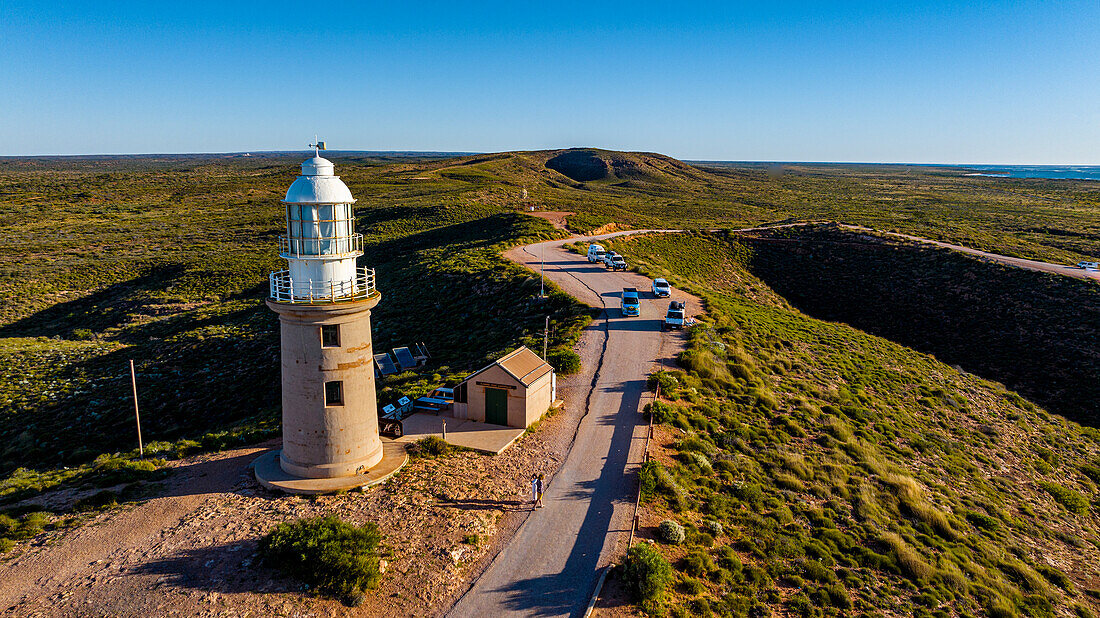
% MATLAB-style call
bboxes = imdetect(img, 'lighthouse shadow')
[435,494,531,513]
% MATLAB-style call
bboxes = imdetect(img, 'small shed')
[452,346,556,428]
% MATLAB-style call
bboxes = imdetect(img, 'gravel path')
[447,234,700,618]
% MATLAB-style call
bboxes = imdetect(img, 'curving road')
[446,232,698,618]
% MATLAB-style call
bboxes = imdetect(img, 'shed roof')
[467,346,553,387]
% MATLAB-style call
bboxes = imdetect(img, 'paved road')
[447,233,697,618]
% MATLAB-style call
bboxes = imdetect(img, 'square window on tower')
[325,381,344,406]
[321,324,340,348]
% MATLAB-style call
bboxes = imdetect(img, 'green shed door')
[485,388,509,426]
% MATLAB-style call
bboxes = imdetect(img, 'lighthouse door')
[484,388,508,426]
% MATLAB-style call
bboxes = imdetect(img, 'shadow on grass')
[0,264,186,338]
[745,229,1100,426]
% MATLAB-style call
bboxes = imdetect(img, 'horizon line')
[0,149,1095,168]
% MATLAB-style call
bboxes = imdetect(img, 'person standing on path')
[535,473,545,509]
[530,474,539,510]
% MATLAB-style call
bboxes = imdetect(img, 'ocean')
[940,165,1100,181]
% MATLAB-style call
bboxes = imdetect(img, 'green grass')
[738,224,1100,425]
[0,153,590,497]
[606,231,1100,617]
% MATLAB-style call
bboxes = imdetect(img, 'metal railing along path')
[269,267,376,304]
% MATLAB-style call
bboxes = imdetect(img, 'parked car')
[663,301,686,330]
[602,251,620,267]
[587,244,607,263]
[621,287,641,317]
[609,254,627,270]
[652,278,671,297]
[1077,261,1099,271]
[414,387,454,412]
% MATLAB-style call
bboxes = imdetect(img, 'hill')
[601,231,1100,618]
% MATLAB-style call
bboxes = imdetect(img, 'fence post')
[129,359,144,458]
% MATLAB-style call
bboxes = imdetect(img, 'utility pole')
[543,315,549,359]
[129,359,144,458]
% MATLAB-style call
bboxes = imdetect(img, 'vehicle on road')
[601,250,620,267]
[621,287,640,316]
[609,254,627,270]
[587,244,606,263]
[652,278,671,297]
[1077,261,1099,271]
[663,301,686,330]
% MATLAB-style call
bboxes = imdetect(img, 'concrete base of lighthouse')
[254,440,408,495]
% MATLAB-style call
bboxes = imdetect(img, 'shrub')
[622,543,673,602]
[683,549,716,577]
[787,593,819,618]
[703,520,723,536]
[11,512,49,540]
[964,510,1000,532]
[685,452,713,475]
[546,347,581,375]
[639,460,660,501]
[1036,564,1075,593]
[881,532,933,582]
[717,545,742,573]
[73,490,120,512]
[646,400,680,425]
[1080,463,1100,484]
[803,559,835,583]
[823,582,852,609]
[0,514,17,537]
[260,516,383,602]
[657,520,686,544]
[0,538,13,553]
[644,463,687,508]
[1040,482,1089,515]
[408,435,450,458]
[676,435,716,456]
[883,473,958,539]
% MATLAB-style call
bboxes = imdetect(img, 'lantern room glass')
[286,204,355,255]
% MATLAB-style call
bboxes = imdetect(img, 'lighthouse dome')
[284,156,356,204]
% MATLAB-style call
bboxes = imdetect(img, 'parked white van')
[587,244,607,263]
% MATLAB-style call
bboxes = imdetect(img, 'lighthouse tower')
[256,143,387,492]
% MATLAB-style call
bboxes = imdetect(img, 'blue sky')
[2,1,1097,163]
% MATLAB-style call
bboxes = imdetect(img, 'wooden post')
[129,359,144,458]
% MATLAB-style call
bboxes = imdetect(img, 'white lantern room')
[269,151,374,303]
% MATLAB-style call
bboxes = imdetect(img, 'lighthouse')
[255,143,398,493]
